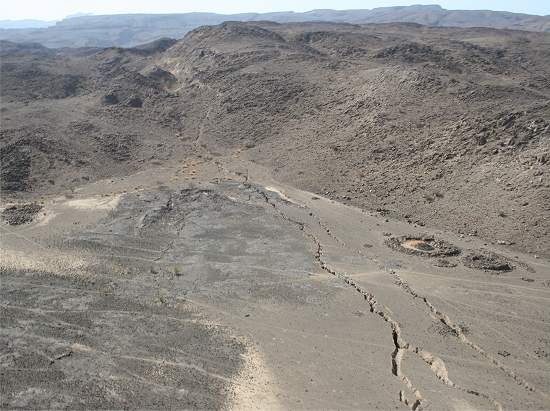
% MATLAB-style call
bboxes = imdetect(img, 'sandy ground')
[1,157,549,410]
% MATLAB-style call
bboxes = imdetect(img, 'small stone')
[102,92,118,105]
[126,95,143,108]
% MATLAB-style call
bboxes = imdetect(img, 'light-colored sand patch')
[64,195,121,211]
[230,346,282,411]
[450,398,477,411]
[0,204,17,212]
[34,210,58,227]
[71,343,94,353]
[402,239,434,252]
[264,186,297,205]
[0,248,91,278]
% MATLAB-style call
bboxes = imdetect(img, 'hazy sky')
[2,1,549,21]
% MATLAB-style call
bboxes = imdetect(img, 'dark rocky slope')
[1,22,549,257]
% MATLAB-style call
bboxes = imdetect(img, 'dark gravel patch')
[1,203,43,225]
[462,251,514,272]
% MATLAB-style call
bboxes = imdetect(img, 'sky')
[1,1,549,21]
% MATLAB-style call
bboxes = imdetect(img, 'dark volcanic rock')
[0,145,31,191]
[1,203,43,225]
[102,92,119,105]
[126,95,143,108]
[462,251,515,272]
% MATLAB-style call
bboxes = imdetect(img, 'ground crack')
[247,184,426,410]
[389,269,548,408]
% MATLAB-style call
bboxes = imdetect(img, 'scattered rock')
[386,235,461,257]
[429,321,470,337]
[0,144,31,191]
[433,258,458,268]
[1,203,43,225]
[126,96,143,108]
[102,92,119,105]
[462,251,514,272]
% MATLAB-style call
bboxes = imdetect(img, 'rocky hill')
[1,21,549,258]
[1,5,549,48]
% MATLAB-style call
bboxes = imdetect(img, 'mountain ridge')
[1,5,549,48]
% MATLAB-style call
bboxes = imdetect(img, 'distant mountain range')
[0,13,92,29]
[1,5,549,48]
[0,19,56,29]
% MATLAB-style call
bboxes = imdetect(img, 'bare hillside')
[3,21,547,257]
[165,22,550,257]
